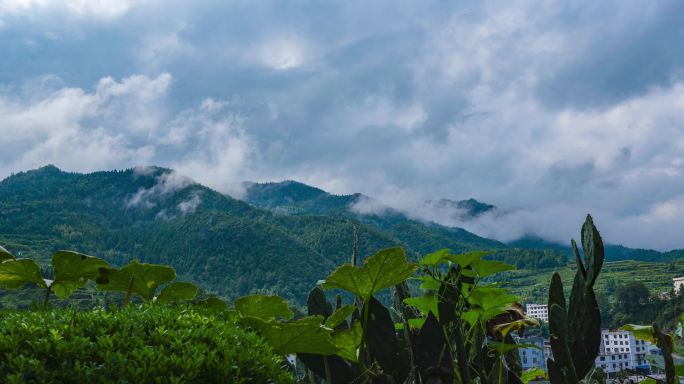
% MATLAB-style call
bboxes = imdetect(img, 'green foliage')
[96,260,176,302]
[156,282,199,303]
[0,305,295,383]
[235,295,294,321]
[243,316,340,355]
[547,215,605,384]
[50,251,109,299]
[296,246,538,384]
[0,258,45,289]
[0,245,15,262]
[322,247,418,301]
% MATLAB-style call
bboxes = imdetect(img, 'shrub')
[0,305,295,384]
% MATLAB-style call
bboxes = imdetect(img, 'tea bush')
[0,305,295,384]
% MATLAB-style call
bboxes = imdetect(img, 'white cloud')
[178,191,202,214]
[0,73,171,175]
[0,0,133,18]
[252,36,311,70]
[2,1,684,250]
[127,169,195,208]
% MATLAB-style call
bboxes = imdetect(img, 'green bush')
[0,305,295,384]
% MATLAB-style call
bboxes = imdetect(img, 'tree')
[615,281,650,311]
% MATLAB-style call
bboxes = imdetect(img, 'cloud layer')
[1,1,684,249]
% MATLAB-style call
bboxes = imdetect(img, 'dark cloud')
[1,0,684,249]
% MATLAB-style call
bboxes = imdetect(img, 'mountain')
[425,198,496,219]
[0,166,517,305]
[509,235,684,262]
[243,180,568,270]
[244,180,504,253]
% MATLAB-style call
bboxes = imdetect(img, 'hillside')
[0,166,513,305]
[6,166,665,307]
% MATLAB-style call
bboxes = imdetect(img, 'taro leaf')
[96,260,176,301]
[418,275,442,291]
[0,258,46,289]
[412,312,453,383]
[96,267,131,291]
[404,294,439,319]
[307,286,333,318]
[325,305,355,329]
[156,282,199,303]
[445,251,491,267]
[420,248,450,266]
[471,259,516,278]
[235,294,294,321]
[196,296,229,311]
[322,247,418,300]
[468,285,519,321]
[492,318,540,339]
[298,354,360,384]
[620,324,656,343]
[0,245,15,262]
[243,316,339,355]
[332,321,362,362]
[521,368,546,384]
[51,251,110,299]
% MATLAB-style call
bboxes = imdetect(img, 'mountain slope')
[244,180,504,255]
[0,166,570,305]
[0,166,342,302]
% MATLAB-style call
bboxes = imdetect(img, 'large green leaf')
[325,305,355,328]
[156,282,199,303]
[96,260,176,301]
[51,251,110,299]
[0,258,46,289]
[467,285,519,321]
[332,322,362,362]
[322,247,418,300]
[521,368,546,384]
[244,316,339,355]
[235,295,294,321]
[403,294,439,319]
[420,249,450,266]
[445,251,491,267]
[195,296,229,312]
[470,259,516,277]
[0,245,15,262]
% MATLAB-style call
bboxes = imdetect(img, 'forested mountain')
[0,166,506,303]
[0,166,584,304]
[510,235,684,262]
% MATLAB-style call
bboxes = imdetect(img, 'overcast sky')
[1,0,684,250]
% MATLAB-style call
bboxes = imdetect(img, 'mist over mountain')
[1,165,682,305]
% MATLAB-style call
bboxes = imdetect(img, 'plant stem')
[124,277,135,305]
[43,285,51,308]
[323,356,332,384]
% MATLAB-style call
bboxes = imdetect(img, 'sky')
[1,0,684,250]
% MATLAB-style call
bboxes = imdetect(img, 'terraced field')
[499,259,684,304]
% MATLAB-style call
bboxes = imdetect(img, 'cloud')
[0,0,133,21]
[127,169,195,208]
[178,191,202,215]
[0,73,171,175]
[2,1,684,250]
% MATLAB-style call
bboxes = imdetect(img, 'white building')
[673,277,684,294]
[536,329,653,378]
[517,336,547,371]
[595,329,651,378]
[525,304,548,323]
